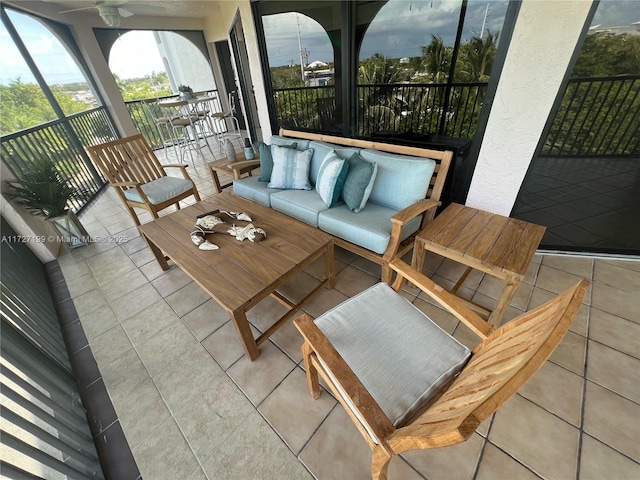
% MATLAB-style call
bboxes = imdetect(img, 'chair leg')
[301,341,321,399]
[371,447,393,480]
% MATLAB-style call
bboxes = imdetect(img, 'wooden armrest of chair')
[294,314,396,443]
[161,163,190,170]
[390,259,493,340]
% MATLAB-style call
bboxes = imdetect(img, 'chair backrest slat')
[412,280,588,429]
[87,135,165,187]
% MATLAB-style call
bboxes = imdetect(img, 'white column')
[465,0,594,215]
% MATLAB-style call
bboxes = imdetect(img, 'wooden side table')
[411,203,546,328]
[208,152,259,193]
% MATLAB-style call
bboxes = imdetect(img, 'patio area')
[55,142,639,480]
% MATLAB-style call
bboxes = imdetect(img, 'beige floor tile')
[299,406,373,479]
[593,259,640,294]
[589,308,640,358]
[583,381,640,462]
[434,258,484,288]
[165,281,210,317]
[73,288,110,318]
[517,361,584,426]
[580,433,640,480]
[110,283,162,322]
[536,265,591,304]
[134,318,202,378]
[79,305,119,341]
[200,410,300,480]
[601,259,640,272]
[259,368,336,454]
[351,255,383,278]
[403,432,484,480]
[132,417,202,480]
[302,287,349,319]
[120,235,147,256]
[86,246,137,281]
[130,247,157,269]
[334,264,378,298]
[476,414,493,437]
[591,281,640,323]
[88,324,133,368]
[522,258,541,285]
[201,320,259,370]
[65,271,99,298]
[268,320,305,363]
[153,349,254,464]
[139,258,166,281]
[476,275,533,311]
[277,270,321,306]
[181,298,230,341]
[151,266,193,298]
[412,296,459,335]
[476,443,541,480]
[453,322,483,350]
[115,377,173,449]
[120,299,180,346]
[227,342,296,406]
[587,340,640,403]
[490,395,579,480]
[550,330,587,375]
[98,267,149,301]
[246,295,289,332]
[542,255,593,279]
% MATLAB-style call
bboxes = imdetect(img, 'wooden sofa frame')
[230,128,453,282]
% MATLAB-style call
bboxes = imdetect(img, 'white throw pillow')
[267,144,314,190]
[316,150,349,207]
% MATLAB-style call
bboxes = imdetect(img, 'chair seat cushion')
[315,283,471,431]
[123,176,194,205]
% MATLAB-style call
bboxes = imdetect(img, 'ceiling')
[46,0,216,19]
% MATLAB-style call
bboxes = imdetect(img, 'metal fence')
[542,75,640,157]
[0,107,116,213]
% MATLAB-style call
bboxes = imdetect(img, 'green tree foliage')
[421,35,452,83]
[572,32,640,78]
[455,32,498,82]
[115,72,173,101]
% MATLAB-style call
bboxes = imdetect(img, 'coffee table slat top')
[139,193,333,313]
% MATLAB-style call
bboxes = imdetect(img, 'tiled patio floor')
[58,142,640,479]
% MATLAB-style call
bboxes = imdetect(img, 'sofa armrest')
[381,199,440,283]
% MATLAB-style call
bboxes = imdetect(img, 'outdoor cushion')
[315,150,349,207]
[257,141,298,182]
[318,203,419,254]
[123,176,194,205]
[315,282,471,430]
[270,135,309,151]
[233,176,280,207]
[270,189,329,227]
[359,150,435,211]
[341,152,378,213]
[267,145,314,190]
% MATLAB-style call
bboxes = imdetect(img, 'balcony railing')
[542,75,640,156]
[0,107,116,213]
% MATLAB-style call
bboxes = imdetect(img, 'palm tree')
[455,32,498,82]
[421,35,452,83]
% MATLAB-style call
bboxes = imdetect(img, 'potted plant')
[177,84,194,100]
[5,157,90,248]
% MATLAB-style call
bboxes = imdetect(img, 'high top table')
[139,192,335,360]
[411,203,546,328]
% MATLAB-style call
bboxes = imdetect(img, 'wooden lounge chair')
[294,258,588,480]
[87,134,201,225]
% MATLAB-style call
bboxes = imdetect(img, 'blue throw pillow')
[342,152,378,212]
[267,145,314,190]
[316,150,349,207]
[257,141,297,182]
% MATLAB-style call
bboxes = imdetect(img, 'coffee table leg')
[143,233,170,271]
[230,310,260,360]
[324,242,335,288]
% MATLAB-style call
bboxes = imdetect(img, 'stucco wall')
[465,0,593,216]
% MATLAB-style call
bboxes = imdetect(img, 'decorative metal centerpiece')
[190,210,266,250]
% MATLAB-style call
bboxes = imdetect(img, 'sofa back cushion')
[271,135,310,151]
[360,149,436,210]
[308,140,360,185]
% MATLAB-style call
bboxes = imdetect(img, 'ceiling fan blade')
[118,8,134,17]
[59,6,96,14]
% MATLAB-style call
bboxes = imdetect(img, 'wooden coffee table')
[412,203,545,328]
[139,192,335,360]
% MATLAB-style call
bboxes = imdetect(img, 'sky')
[1,0,639,85]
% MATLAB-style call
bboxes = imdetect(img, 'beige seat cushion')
[315,283,471,440]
